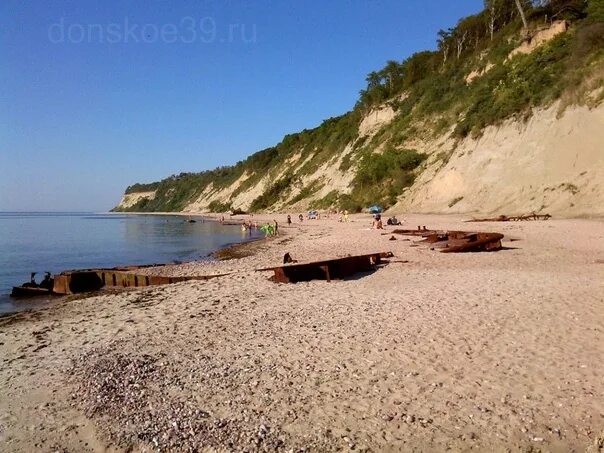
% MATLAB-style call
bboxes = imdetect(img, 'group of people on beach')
[241,220,258,234]
[371,214,403,229]
[226,209,402,237]
[258,220,279,237]
[284,210,401,231]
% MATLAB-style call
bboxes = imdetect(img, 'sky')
[0,0,483,212]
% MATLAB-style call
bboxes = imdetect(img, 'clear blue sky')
[0,0,483,212]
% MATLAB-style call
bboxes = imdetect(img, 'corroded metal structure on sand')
[257,252,393,283]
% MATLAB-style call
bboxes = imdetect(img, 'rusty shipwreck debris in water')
[466,213,551,222]
[12,264,230,297]
[257,252,393,283]
[390,228,504,253]
[52,266,230,295]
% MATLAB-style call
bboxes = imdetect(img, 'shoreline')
[1,214,603,451]
[0,226,274,323]
[0,214,269,317]
[210,235,268,260]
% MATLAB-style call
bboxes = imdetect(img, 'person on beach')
[287,214,292,225]
[343,210,349,222]
[372,214,384,230]
[40,272,53,290]
[387,216,401,226]
[298,214,304,222]
[260,223,273,237]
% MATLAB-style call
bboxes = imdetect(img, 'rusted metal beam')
[51,267,231,295]
[257,252,393,284]
[437,232,504,253]
[390,228,504,253]
[390,227,440,237]
[466,213,551,222]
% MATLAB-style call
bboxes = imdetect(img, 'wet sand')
[1,214,603,452]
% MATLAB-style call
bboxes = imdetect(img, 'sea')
[0,212,260,315]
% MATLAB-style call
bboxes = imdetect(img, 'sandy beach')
[1,214,603,452]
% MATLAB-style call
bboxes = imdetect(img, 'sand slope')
[397,102,604,217]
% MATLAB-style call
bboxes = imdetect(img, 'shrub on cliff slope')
[351,148,426,208]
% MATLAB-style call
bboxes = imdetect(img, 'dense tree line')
[357,0,589,111]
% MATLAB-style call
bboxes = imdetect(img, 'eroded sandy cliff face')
[396,102,604,217]
[509,20,569,58]
[114,101,604,217]
[115,191,156,209]
[185,102,604,217]
[180,146,359,214]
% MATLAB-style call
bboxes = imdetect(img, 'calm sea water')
[0,212,259,314]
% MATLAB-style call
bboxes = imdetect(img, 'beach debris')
[283,252,298,264]
[390,228,504,253]
[389,226,434,236]
[10,265,232,297]
[466,213,551,222]
[430,232,504,253]
[257,252,393,283]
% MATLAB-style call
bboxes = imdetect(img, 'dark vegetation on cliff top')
[117,0,604,213]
